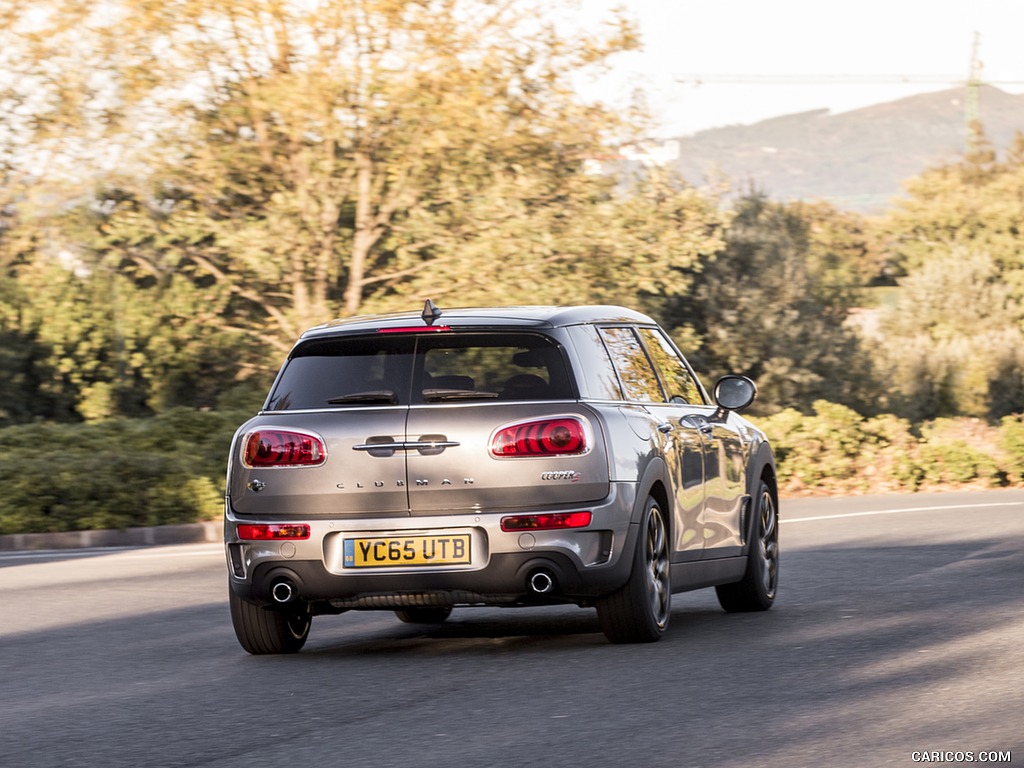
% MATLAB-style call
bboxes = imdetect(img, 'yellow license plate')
[343,534,472,568]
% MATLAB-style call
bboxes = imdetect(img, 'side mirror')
[713,375,757,412]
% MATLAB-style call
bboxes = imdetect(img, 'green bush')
[999,414,1024,483]
[755,400,912,493]
[3,403,1024,534]
[916,441,1002,487]
[0,408,250,534]
[755,403,1014,495]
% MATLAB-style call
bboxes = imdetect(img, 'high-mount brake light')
[500,512,592,532]
[490,417,588,457]
[242,429,327,468]
[236,524,311,541]
[377,325,451,334]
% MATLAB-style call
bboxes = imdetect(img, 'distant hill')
[659,85,1024,213]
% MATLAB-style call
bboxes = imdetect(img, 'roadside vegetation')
[3,1,1024,533]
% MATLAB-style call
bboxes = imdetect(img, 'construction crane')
[965,31,983,149]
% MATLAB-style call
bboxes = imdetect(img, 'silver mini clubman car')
[225,302,778,652]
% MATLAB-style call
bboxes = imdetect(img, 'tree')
[871,129,1024,420]
[2,0,737,422]
[873,247,1024,421]
[881,127,1024,278]
[365,167,728,316]
[668,193,875,415]
[3,0,640,352]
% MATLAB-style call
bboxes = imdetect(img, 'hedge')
[0,408,250,535]
[3,403,1024,534]
[755,401,1024,496]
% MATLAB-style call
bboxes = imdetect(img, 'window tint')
[416,333,572,403]
[598,327,664,402]
[638,328,705,404]
[567,325,623,400]
[265,332,572,409]
[267,336,414,410]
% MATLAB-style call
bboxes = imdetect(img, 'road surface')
[2,489,1022,767]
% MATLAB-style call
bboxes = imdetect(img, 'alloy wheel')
[757,489,779,599]
[645,504,671,629]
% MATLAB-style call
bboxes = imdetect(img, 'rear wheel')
[229,587,311,654]
[394,606,453,624]
[716,480,778,612]
[597,496,671,643]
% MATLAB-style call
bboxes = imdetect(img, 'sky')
[570,0,1024,137]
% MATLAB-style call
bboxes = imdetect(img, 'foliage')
[0,408,249,534]
[999,414,1024,483]
[856,130,1024,423]
[881,129,1024,278]
[3,0,640,339]
[870,243,1024,423]
[755,403,1016,496]
[6,402,1024,536]
[667,193,876,415]
[4,2,1024,521]
[914,418,1004,486]
[3,0,720,422]
[362,169,728,315]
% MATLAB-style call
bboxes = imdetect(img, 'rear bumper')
[229,550,634,609]
[225,483,639,608]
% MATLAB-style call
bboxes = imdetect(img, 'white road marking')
[0,543,222,562]
[782,501,1024,524]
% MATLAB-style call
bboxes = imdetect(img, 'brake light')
[237,524,311,540]
[377,326,451,333]
[242,429,327,467]
[490,417,588,457]
[501,512,592,531]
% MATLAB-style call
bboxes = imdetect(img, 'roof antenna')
[422,299,443,326]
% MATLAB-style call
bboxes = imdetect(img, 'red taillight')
[242,429,327,468]
[377,325,451,333]
[500,512,592,532]
[490,417,588,457]
[236,524,311,540]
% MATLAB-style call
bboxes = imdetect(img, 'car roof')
[299,304,658,339]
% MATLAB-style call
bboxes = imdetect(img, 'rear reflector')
[236,524,311,540]
[490,417,588,457]
[500,512,592,532]
[242,429,327,468]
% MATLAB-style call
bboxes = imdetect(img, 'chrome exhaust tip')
[528,569,555,595]
[271,579,296,604]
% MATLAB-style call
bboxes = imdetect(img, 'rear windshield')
[266,332,574,410]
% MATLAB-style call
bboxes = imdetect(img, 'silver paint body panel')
[224,305,774,606]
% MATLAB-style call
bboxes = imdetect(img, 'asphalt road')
[2,489,1022,768]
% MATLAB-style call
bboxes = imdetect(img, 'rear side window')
[637,328,705,404]
[566,325,623,400]
[265,332,573,410]
[598,327,664,402]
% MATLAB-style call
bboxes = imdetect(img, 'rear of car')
[225,307,647,651]
[224,303,778,653]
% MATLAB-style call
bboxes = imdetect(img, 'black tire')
[394,606,453,624]
[229,586,311,654]
[716,479,779,612]
[596,496,671,644]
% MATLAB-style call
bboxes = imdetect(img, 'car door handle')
[680,415,714,435]
[353,439,460,455]
[657,422,673,434]
[404,439,460,456]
